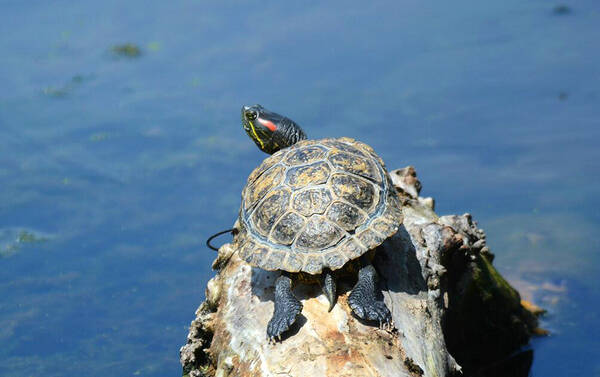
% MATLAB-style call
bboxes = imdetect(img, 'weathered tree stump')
[180,166,540,377]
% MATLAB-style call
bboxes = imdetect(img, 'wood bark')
[180,166,540,377]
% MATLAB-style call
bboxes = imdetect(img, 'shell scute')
[284,253,304,272]
[352,140,377,156]
[371,218,399,238]
[244,164,285,211]
[322,139,368,158]
[238,239,256,260]
[284,145,328,166]
[248,246,269,267]
[339,238,366,260]
[270,212,305,245]
[260,249,286,271]
[325,201,367,231]
[292,188,332,216]
[356,228,386,250]
[286,161,331,189]
[303,256,325,275]
[328,150,381,183]
[323,251,349,270]
[246,153,282,184]
[294,217,344,251]
[250,187,290,237]
[331,173,377,211]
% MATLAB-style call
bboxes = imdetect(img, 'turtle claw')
[383,320,395,332]
[321,270,337,312]
[381,319,393,331]
[348,264,393,328]
[348,293,392,325]
[267,274,303,342]
[266,303,301,342]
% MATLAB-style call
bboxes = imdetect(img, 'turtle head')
[241,104,307,155]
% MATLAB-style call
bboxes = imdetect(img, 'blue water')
[1,1,599,375]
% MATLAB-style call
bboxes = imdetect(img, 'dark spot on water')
[553,5,571,15]
[111,43,142,58]
[558,92,568,101]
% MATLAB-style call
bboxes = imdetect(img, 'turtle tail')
[206,228,235,251]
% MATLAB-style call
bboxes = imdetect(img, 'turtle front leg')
[267,273,303,342]
[348,263,393,327]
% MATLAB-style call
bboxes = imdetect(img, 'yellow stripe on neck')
[248,120,265,150]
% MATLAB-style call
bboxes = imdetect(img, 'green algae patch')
[17,231,47,244]
[0,244,19,258]
[147,41,162,52]
[1,229,50,258]
[111,43,142,58]
[89,132,110,142]
[472,254,520,305]
[444,252,538,369]
[42,75,88,98]
[42,86,69,98]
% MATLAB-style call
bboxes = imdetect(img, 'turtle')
[235,104,403,341]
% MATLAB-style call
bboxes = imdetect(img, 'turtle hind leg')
[321,269,337,312]
[267,273,303,342]
[348,264,392,326]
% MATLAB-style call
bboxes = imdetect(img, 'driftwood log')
[181,166,541,377]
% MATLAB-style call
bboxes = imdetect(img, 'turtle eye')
[245,111,257,121]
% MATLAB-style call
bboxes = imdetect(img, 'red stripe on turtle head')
[258,118,277,132]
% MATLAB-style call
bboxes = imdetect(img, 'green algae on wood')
[444,251,537,369]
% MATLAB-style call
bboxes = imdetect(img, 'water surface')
[1,1,599,375]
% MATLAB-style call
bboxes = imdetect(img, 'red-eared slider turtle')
[236,104,403,341]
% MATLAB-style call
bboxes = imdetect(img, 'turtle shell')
[236,137,403,274]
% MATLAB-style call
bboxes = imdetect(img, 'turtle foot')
[348,264,393,326]
[267,274,303,342]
